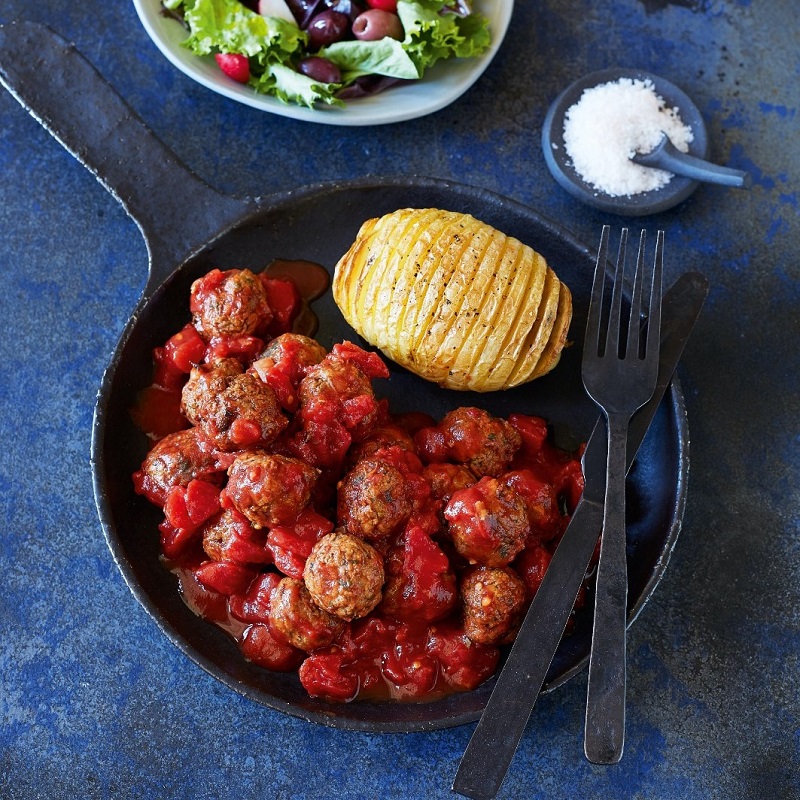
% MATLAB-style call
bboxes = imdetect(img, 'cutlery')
[632,133,751,188]
[452,267,707,799]
[581,226,663,764]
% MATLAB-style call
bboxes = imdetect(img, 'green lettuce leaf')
[252,63,345,107]
[176,0,305,63]
[320,39,420,82]
[397,0,491,74]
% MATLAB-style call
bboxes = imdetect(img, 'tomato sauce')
[131,262,590,704]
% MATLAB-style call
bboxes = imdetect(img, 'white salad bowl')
[132,0,514,125]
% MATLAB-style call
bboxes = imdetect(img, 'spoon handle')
[635,144,751,188]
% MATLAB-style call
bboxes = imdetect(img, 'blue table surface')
[1,1,798,799]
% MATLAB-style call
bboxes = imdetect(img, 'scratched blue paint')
[758,102,796,119]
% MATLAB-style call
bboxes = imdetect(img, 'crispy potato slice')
[403,212,479,358]
[504,268,560,386]
[466,241,549,391]
[530,282,573,380]
[372,210,446,356]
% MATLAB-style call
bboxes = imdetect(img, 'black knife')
[453,270,709,800]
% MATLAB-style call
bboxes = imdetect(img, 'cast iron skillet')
[0,21,689,732]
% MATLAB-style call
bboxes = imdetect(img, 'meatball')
[337,457,413,541]
[443,476,529,566]
[254,333,327,377]
[181,358,288,451]
[250,333,327,412]
[298,354,382,439]
[303,532,384,621]
[422,462,476,503]
[501,469,561,542]
[225,452,319,529]
[190,268,272,339]
[289,345,387,469]
[461,566,527,645]
[440,407,521,477]
[202,508,271,565]
[133,427,221,505]
[300,355,374,407]
[270,577,345,652]
[345,422,416,467]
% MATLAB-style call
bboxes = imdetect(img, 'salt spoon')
[633,133,751,188]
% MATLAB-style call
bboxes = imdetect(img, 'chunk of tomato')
[164,479,221,531]
[426,621,500,692]
[195,560,258,596]
[239,623,304,671]
[262,277,301,335]
[229,571,283,623]
[299,653,359,702]
[163,324,206,374]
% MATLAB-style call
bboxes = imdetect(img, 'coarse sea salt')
[562,77,694,197]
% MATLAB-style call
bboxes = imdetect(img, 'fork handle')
[584,411,630,764]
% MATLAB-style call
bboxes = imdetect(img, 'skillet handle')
[0,19,256,291]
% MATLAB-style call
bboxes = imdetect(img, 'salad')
[161,0,491,108]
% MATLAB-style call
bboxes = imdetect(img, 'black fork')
[582,225,663,764]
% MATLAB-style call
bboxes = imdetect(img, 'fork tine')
[585,224,610,356]
[645,231,664,359]
[625,230,647,359]
[604,228,629,359]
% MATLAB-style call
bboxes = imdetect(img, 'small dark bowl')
[541,68,708,216]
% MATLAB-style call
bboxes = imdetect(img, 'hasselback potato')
[332,209,572,392]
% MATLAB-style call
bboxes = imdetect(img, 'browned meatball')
[300,354,374,406]
[270,577,345,651]
[461,566,527,645]
[181,358,288,451]
[337,457,413,541]
[345,423,416,467]
[298,355,382,440]
[443,476,529,566]
[225,452,319,529]
[422,462,477,502]
[202,509,271,565]
[253,333,327,377]
[190,268,273,339]
[440,407,521,477]
[303,532,384,621]
[250,333,328,413]
[133,427,221,506]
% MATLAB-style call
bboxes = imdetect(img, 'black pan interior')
[93,178,687,732]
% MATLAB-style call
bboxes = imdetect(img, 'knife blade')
[453,270,709,800]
